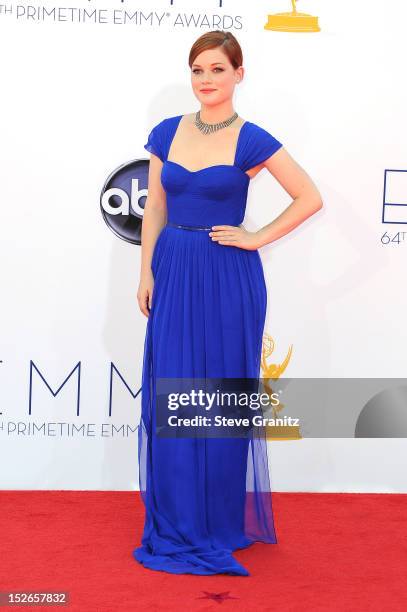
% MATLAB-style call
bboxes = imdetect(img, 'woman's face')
[190,48,243,107]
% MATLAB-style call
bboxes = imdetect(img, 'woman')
[134,30,322,576]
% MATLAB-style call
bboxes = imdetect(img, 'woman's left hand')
[209,225,260,250]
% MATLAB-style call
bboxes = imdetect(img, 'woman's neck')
[198,104,237,124]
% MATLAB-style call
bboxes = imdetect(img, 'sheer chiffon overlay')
[134,115,283,576]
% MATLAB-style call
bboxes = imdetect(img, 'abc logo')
[100,158,149,245]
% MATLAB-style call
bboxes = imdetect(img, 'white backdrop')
[1,0,406,491]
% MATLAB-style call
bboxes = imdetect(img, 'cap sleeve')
[238,123,283,172]
[144,119,166,162]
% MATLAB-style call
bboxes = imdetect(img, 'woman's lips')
[201,89,216,93]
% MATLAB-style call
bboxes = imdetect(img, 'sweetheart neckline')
[164,159,251,180]
[164,116,251,180]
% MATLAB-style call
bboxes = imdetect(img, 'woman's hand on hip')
[209,225,261,250]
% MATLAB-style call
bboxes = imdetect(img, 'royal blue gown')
[134,114,283,576]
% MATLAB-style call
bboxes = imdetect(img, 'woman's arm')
[255,147,323,248]
[137,153,167,317]
[210,147,323,250]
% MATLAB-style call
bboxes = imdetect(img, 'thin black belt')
[166,222,212,231]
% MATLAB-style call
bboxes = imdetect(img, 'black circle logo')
[100,158,149,245]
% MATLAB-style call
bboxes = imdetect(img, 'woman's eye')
[192,68,224,74]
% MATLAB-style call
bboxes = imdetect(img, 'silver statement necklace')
[194,110,239,135]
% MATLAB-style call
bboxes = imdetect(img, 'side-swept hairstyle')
[188,30,243,69]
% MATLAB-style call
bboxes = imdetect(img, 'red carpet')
[1,491,406,611]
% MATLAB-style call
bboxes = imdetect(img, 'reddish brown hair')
[188,30,243,70]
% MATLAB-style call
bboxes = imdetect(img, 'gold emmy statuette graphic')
[264,0,320,32]
[260,332,301,440]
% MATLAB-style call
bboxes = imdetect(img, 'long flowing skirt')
[133,225,277,576]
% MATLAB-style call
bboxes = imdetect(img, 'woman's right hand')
[137,270,154,317]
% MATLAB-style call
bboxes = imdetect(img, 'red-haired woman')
[135,30,322,576]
